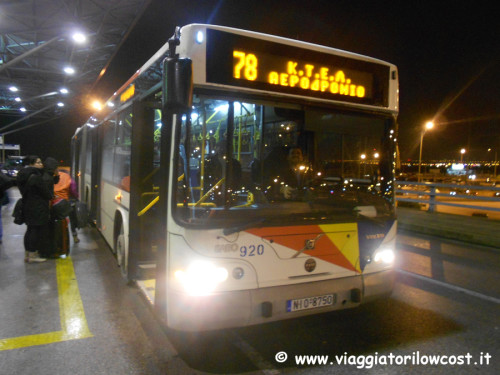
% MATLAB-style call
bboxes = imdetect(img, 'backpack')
[73,201,89,228]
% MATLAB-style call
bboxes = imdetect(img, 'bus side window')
[114,110,132,191]
[101,119,116,184]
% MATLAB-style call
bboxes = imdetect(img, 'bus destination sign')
[233,50,370,98]
[206,29,390,107]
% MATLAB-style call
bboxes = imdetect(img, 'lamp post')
[360,153,366,178]
[460,148,467,181]
[488,148,497,177]
[418,121,434,182]
[460,148,466,163]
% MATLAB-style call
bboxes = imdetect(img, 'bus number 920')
[240,244,264,257]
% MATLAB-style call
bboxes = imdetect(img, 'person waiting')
[17,156,53,263]
[54,169,80,243]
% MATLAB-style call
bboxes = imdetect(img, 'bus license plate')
[286,294,335,312]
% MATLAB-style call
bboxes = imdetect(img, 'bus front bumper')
[166,269,394,331]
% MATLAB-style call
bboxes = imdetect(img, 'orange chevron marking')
[246,223,360,272]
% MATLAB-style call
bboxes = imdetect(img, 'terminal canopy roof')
[0,0,150,127]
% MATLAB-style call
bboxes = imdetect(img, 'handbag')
[51,198,72,220]
[12,198,24,225]
[12,173,37,225]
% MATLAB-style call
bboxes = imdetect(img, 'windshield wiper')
[222,217,267,235]
[355,210,394,227]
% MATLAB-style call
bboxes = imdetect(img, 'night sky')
[6,0,500,164]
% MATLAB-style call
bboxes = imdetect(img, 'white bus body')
[71,24,399,331]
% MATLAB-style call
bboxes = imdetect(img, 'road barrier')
[395,181,500,213]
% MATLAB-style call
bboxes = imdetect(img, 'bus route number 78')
[233,50,258,81]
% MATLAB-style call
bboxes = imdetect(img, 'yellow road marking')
[0,257,93,351]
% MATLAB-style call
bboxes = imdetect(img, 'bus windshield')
[174,93,396,229]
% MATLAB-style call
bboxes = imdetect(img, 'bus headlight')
[373,248,395,264]
[174,260,228,296]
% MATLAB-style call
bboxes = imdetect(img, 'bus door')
[89,126,99,224]
[70,134,80,188]
[78,125,99,224]
[128,98,163,284]
[90,126,101,227]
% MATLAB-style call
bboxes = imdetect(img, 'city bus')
[71,24,399,331]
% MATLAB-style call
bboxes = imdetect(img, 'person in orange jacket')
[53,169,80,243]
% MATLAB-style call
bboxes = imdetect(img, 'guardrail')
[395,180,500,213]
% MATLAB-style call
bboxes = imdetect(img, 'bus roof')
[104,24,398,114]
[184,24,395,68]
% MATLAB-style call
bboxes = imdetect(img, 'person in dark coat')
[17,155,53,263]
[42,157,60,195]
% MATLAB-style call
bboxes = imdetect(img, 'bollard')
[428,186,436,213]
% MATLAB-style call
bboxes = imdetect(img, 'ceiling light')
[9,86,18,92]
[57,102,64,107]
[92,101,102,111]
[72,32,86,44]
[20,107,26,112]
[15,97,21,102]
[60,88,69,94]
[64,67,75,75]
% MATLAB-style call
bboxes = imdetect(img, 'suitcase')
[49,218,70,258]
[73,200,89,229]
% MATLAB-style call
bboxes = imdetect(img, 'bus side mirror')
[162,57,193,111]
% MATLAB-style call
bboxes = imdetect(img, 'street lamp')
[359,153,366,178]
[418,121,434,182]
[460,148,466,163]
[488,148,497,177]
